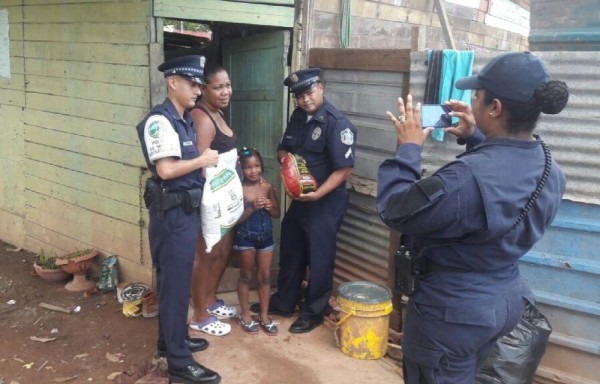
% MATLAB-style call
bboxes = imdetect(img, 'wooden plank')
[24,211,152,281]
[26,75,149,108]
[26,93,147,127]
[24,110,140,147]
[25,173,139,223]
[154,0,294,28]
[24,23,149,45]
[24,191,151,269]
[309,48,412,72]
[434,0,457,50]
[0,73,24,90]
[1,0,25,7]
[24,41,149,66]
[0,158,25,212]
[25,159,140,206]
[10,39,24,58]
[23,2,149,23]
[25,142,143,186]
[0,209,25,249]
[8,23,24,39]
[26,58,149,88]
[228,0,294,4]
[0,88,25,107]
[25,124,143,168]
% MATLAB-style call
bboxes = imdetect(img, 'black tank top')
[195,105,237,154]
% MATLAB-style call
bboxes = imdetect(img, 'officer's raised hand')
[386,94,433,146]
[444,99,476,139]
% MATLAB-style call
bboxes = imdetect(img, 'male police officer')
[136,55,221,384]
[266,68,357,333]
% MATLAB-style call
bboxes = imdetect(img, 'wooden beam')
[434,0,457,50]
[308,48,411,73]
[154,0,294,28]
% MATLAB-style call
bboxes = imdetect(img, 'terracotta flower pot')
[56,249,99,291]
[33,262,70,282]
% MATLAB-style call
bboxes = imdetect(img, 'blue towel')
[431,50,474,142]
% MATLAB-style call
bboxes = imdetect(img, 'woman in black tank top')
[189,65,239,334]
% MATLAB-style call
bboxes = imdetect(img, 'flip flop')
[207,299,238,319]
[189,315,231,336]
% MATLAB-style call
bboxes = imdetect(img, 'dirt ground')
[0,240,402,384]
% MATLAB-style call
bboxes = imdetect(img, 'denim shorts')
[233,209,274,252]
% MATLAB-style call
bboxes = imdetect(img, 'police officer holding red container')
[258,68,357,333]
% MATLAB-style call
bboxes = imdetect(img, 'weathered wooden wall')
[0,0,153,283]
[0,3,26,247]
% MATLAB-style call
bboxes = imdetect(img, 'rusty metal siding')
[320,68,404,287]
[335,191,391,288]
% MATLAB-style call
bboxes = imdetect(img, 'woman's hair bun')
[534,80,569,115]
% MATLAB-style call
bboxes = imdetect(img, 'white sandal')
[206,299,238,319]
[189,315,231,336]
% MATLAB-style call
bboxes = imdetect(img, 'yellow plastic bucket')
[121,283,148,318]
[336,281,393,360]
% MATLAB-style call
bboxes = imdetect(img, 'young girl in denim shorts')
[235,148,281,335]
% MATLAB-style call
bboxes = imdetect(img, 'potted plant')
[56,248,99,291]
[33,249,69,282]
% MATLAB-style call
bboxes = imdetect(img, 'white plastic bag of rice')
[201,148,243,252]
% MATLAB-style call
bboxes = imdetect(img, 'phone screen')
[421,104,452,128]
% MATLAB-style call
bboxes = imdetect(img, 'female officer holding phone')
[376,52,569,383]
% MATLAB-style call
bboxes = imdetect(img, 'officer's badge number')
[341,128,354,145]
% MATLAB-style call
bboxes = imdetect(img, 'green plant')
[36,249,58,269]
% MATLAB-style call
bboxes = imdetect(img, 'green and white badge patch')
[148,121,162,138]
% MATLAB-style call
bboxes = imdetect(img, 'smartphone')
[421,104,452,128]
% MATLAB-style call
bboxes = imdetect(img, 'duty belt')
[144,178,203,219]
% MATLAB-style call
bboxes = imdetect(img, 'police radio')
[394,237,421,296]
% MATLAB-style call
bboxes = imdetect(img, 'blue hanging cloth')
[430,50,474,142]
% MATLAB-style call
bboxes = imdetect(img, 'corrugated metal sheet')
[323,68,406,181]
[410,51,600,206]
[321,68,405,288]
[530,0,600,51]
[335,191,391,288]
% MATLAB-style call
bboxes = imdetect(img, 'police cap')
[455,52,549,103]
[284,68,321,96]
[158,55,206,85]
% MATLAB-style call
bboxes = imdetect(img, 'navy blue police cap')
[455,51,550,103]
[157,55,206,85]
[284,68,322,96]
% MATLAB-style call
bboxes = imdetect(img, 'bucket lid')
[121,283,148,301]
[338,281,392,304]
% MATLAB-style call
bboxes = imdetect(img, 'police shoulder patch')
[340,128,354,145]
[145,115,171,139]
